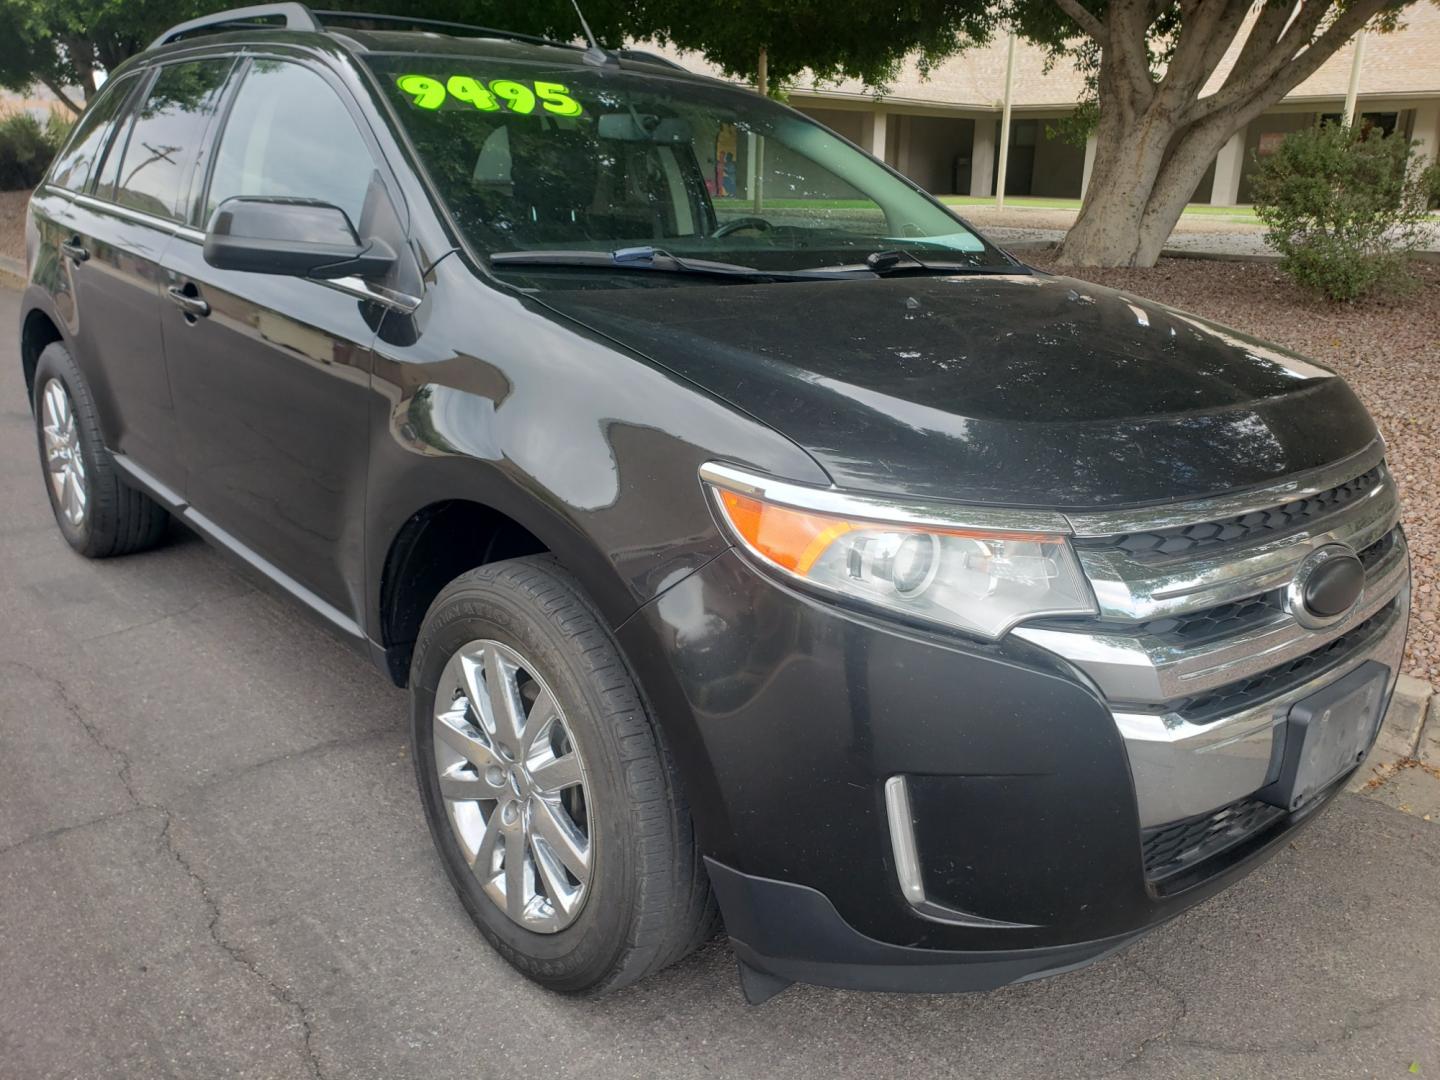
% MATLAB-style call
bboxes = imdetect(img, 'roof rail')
[148,2,320,50]
[311,10,565,50]
[615,48,686,71]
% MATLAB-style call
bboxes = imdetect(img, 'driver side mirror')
[203,197,397,280]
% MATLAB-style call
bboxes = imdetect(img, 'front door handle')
[166,284,211,319]
[60,238,89,263]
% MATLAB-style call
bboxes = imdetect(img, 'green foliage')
[0,0,1004,115]
[325,0,999,90]
[1252,122,1440,301]
[42,109,72,149]
[0,110,57,188]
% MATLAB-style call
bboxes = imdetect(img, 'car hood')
[539,271,1377,509]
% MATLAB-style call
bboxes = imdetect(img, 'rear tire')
[31,342,169,558]
[409,555,716,994]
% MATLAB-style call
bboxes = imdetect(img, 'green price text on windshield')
[395,75,583,117]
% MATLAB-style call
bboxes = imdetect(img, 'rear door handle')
[60,238,89,263]
[166,285,210,319]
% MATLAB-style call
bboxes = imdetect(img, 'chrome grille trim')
[1013,528,1408,704]
[1070,462,1398,622]
[1112,591,1406,827]
[1062,439,1385,538]
[1010,449,1408,831]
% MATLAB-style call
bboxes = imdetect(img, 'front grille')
[1137,592,1282,642]
[1177,598,1397,723]
[1142,798,1285,883]
[1080,467,1383,564]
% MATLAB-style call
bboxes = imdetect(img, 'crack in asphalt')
[158,812,328,1080]
[1097,955,1189,1075]
[71,591,251,645]
[1107,952,1438,1067]
[0,804,156,859]
[1,658,332,1080]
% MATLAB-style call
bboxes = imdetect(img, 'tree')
[1006,0,1421,267]
[0,0,206,112]
[0,0,994,116]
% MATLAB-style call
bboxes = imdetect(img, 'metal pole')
[754,46,768,212]
[995,31,1017,210]
[1343,29,1367,130]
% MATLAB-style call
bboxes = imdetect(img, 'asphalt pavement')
[2,285,1439,1080]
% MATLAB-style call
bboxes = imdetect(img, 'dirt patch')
[0,189,30,265]
[1030,254,1440,689]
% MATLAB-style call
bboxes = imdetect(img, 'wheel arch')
[19,303,64,406]
[372,466,658,684]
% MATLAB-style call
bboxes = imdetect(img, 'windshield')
[366,54,1012,278]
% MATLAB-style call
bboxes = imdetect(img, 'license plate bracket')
[1256,661,1389,814]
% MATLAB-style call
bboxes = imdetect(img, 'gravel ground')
[0,190,27,263]
[1030,254,1440,689]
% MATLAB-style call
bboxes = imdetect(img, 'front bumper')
[618,513,1409,993]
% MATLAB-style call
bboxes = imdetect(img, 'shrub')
[1251,122,1440,301]
[42,110,73,153]
[0,112,58,191]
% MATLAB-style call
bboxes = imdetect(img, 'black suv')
[21,4,1410,1003]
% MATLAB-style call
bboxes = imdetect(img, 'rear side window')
[110,59,234,220]
[204,60,375,227]
[48,74,140,192]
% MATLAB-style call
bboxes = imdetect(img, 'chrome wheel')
[433,640,592,933]
[40,378,87,528]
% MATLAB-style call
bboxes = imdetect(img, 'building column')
[863,110,889,164]
[1413,101,1440,171]
[1210,127,1246,205]
[970,117,995,198]
[895,114,913,178]
[1080,132,1098,198]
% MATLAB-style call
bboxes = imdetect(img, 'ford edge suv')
[19,4,1411,1003]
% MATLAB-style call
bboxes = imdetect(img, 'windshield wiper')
[489,247,874,281]
[842,249,1031,276]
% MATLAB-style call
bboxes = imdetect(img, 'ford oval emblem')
[1285,544,1366,629]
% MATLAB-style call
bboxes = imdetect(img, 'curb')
[1350,675,1438,794]
[1422,693,1440,767]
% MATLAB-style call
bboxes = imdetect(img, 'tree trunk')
[1050,0,1397,268]
[1057,113,1186,267]
[1058,120,1237,267]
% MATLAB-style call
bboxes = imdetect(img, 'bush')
[0,111,59,190]
[43,110,73,153]
[1251,122,1439,301]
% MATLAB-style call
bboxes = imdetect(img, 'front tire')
[31,342,169,558]
[409,556,715,994]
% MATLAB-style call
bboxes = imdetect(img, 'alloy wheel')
[40,378,87,528]
[433,640,593,933]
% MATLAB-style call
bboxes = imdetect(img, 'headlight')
[701,463,1096,640]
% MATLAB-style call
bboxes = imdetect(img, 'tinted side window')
[112,59,233,220]
[205,61,374,227]
[48,74,140,192]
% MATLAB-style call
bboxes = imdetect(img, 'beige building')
[661,3,1440,204]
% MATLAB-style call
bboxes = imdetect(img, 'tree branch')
[1052,0,1107,44]
[37,76,82,116]
[1184,0,1387,124]
[1158,0,1249,105]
